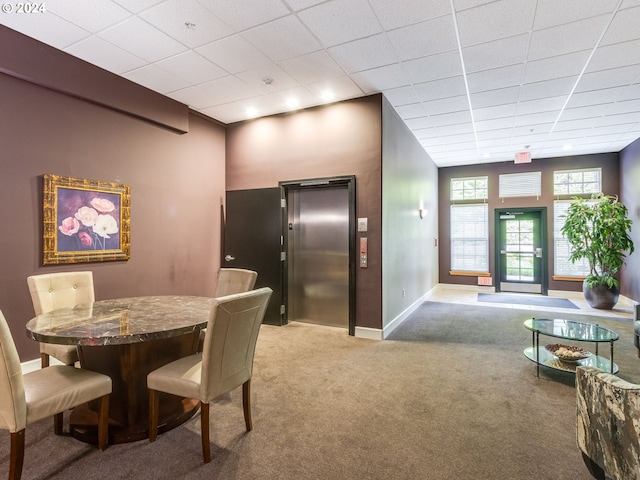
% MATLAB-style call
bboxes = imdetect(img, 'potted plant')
[561,193,634,309]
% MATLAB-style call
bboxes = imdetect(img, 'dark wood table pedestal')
[71,332,200,444]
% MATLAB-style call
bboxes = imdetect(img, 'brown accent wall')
[438,153,620,292]
[620,137,640,302]
[0,40,226,360]
[226,95,383,329]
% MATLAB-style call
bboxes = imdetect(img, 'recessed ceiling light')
[482,152,490,159]
[262,77,274,86]
[287,98,299,110]
[246,107,258,118]
[321,90,334,102]
[563,144,573,150]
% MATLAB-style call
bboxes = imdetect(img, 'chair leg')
[41,353,49,368]
[242,379,253,431]
[97,394,110,451]
[148,389,159,442]
[9,430,25,480]
[54,412,63,435]
[201,402,211,464]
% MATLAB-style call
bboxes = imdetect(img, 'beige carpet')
[1,301,637,479]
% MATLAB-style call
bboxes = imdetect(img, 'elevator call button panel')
[360,237,367,268]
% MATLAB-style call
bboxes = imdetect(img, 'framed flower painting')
[43,174,131,264]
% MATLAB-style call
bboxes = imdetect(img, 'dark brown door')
[223,188,283,325]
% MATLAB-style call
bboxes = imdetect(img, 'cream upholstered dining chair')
[215,268,258,297]
[148,287,272,463]
[0,309,111,480]
[198,268,258,351]
[27,271,95,368]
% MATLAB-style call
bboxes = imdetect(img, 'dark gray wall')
[620,137,640,302]
[381,97,439,330]
[0,29,226,360]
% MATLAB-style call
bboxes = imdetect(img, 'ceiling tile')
[305,76,363,100]
[369,0,451,30]
[466,64,524,94]
[47,0,131,32]
[297,0,382,47]
[279,51,346,85]
[350,63,410,92]
[533,0,619,30]
[0,12,90,49]
[386,15,458,61]
[527,15,612,61]
[155,51,227,84]
[196,35,271,74]
[566,87,628,109]
[462,34,529,73]
[587,39,640,72]
[473,103,517,121]
[123,64,189,93]
[471,86,519,109]
[396,103,427,120]
[197,0,290,31]
[422,95,469,115]
[455,0,536,47]
[576,65,640,92]
[403,50,464,84]
[242,16,321,62]
[99,17,188,62]
[64,36,147,74]
[413,76,467,102]
[112,0,165,14]
[522,51,591,84]
[601,5,640,46]
[382,86,421,106]
[236,65,300,94]
[519,77,577,102]
[140,0,233,48]
[328,34,398,74]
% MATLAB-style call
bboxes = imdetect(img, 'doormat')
[477,293,579,309]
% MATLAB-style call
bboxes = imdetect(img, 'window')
[554,200,590,277]
[451,204,488,272]
[553,168,601,277]
[450,176,487,201]
[553,168,601,195]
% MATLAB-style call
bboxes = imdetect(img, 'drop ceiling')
[2,0,640,167]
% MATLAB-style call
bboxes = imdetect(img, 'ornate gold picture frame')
[43,174,131,265]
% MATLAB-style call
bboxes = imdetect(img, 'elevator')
[282,177,356,333]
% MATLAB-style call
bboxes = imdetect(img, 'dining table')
[25,295,215,445]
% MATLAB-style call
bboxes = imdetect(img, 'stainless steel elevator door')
[288,186,349,329]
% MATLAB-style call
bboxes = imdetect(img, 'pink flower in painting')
[78,231,92,247]
[75,206,99,226]
[93,214,119,239]
[91,197,116,213]
[58,216,80,236]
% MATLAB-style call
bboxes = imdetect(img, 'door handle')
[224,255,235,262]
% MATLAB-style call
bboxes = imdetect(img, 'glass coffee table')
[523,318,619,377]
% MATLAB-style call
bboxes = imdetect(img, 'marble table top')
[26,296,216,346]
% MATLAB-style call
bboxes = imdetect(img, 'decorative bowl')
[545,343,592,362]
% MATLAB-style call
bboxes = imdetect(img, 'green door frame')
[494,207,548,296]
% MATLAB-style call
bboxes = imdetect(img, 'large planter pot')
[583,280,620,310]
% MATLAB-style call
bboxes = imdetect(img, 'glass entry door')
[496,209,547,295]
